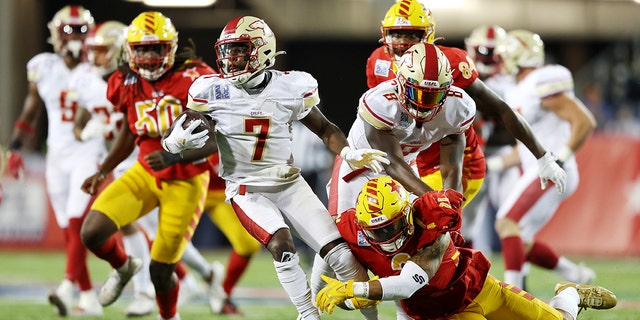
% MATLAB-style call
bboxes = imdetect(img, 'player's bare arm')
[363,122,433,195]
[438,133,465,192]
[299,106,350,155]
[72,107,92,141]
[541,92,597,154]
[466,78,547,159]
[11,83,43,145]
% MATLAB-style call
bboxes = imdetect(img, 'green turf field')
[0,249,638,319]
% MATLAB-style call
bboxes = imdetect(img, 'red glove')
[414,190,462,232]
[7,151,25,179]
[443,189,465,211]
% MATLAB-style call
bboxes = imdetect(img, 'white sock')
[273,252,319,320]
[503,270,524,288]
[309,253,335,301]
[122,231,153,296]
[181,242,212,279]
[554,257,579,282]
[549,286,579,320]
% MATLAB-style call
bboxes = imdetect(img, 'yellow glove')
[316,275,354,314]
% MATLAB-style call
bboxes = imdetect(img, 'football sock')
[273,252,319,320]
[323,242,369,282]
[549,286,579,320]
[123,230,153,295]
[526,241,560,269]
[90,235,128,269]
[223,250,251,296]
[501,236,525,288]
[156,280,179,319]
[67,218,92,291]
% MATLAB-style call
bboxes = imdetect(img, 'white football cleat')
[208,261,227,314]
[125,292,156,317]
[158,313,181,320]
[48,279,74,316]
[72,290,103,317]
[99,256,143,306]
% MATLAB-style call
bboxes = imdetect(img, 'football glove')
[537,152,567,194]
[7,150,25,180]
[161,114,209,154]
[80,117,111,141]
[340,146,390,174]
[316,275,354,314]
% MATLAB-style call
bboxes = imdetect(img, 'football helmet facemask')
[86,21,127,76]
[215,16,285,86]
[356,176,414,255]
[495,29,545,76]
[465,25,507,78]
[125,11,178,81]
[381,0,436,60]
[47,5,95,59]
[396,43,452,122]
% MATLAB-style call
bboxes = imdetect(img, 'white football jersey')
[28,53,104,155]
[348,80,476,164]
[503,65,575,171]
[187,70,320,186]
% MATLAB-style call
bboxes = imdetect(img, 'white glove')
[161,114,210,154]
[80,117,111,141]
[340,146,390,174]
[485,156,505,173]
[537,152,567,194]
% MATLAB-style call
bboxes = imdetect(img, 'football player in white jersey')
[6,5,104,317]
[162,16,388,320]
[491,30,597,289]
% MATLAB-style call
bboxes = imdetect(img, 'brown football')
[181,109,210,132]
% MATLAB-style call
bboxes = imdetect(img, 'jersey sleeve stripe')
[359,98,394,129]
[535,79,573,99]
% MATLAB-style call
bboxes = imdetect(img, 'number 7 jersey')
[187,70,320,186]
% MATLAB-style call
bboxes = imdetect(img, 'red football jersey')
[365,45,479,89]
[336,208,490,320]
[107,62,216,180]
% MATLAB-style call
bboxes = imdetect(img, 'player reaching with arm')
[78,12,218,320]
[316,176,617,320]
[366,0,566,206]
[161,16,388,320]
[491,30,598,290]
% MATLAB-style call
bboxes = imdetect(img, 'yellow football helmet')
[495,29,545,76]
[381,0,436,60]
[356,176,414,255]
[86,21,127,76]
[47,5,95,59]
[465,25,507,78]
[214,16,284,85]
[396,43,453,122]
[125,11,178,81]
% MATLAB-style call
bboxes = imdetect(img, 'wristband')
[14,121,34,135]
[556,146,573,163]
[352,282,369,298]
[340,146,351,160]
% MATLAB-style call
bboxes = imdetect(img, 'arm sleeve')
[377,261,429,300]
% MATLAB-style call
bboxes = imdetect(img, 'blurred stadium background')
[1,0,639,318]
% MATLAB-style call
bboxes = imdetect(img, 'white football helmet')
[125,11,179,81]
[496,29,545,76]
[396,43,453,122]
[214,16,284,85]
[465,25,507,78]
[86,21,127,76]
[47,5,95,59]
